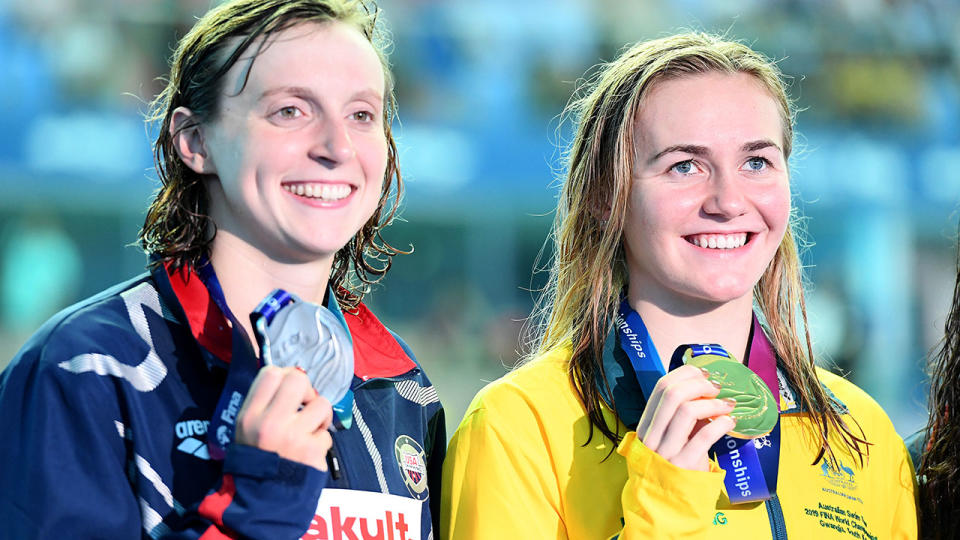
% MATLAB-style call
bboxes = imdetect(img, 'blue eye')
[671,160,696,175]
[744,157,769,171]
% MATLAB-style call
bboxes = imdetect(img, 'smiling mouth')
[282,183,353,202]
[685,232,750,250]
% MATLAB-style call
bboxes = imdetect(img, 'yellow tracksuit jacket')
[440,337,916,539]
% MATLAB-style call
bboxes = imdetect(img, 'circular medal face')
[683,350,778,438]
[264,301,354,405]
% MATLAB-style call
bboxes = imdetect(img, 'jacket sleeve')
[0,345,143,539]
[425,404,447,536]
[0,332,326,540]
[612,431,727,539]
[888,439,918,540]
[440,404,570,540]
[182,444,328,540]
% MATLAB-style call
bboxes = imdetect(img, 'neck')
[627,289,755,369]
[209,232,334,345]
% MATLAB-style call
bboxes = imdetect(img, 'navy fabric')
[0,266,445,539]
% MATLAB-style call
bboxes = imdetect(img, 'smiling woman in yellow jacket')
[440,32,916,539]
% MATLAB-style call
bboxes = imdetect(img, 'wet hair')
[139,0,404,308]
[917,229,960,538]
[526,32,868,465]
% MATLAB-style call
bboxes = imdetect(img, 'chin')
[690,282,755,306]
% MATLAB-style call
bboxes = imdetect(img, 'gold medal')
[683,348,778,438]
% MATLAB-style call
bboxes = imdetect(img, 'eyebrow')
[741,139,780,153]
[648,139,781,164]
[258,85,384,104]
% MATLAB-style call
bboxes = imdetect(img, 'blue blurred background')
[1,0,958,439]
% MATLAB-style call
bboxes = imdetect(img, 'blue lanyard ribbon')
[195,260,264,460]
[615,297,781,504]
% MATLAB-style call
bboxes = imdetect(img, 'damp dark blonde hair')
[526,32,868,466]
[140,0,405,309]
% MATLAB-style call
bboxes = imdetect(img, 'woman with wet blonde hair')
[441,32,916,539]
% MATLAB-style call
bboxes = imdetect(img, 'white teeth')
[283,183,352,201]
[689,233,748,249]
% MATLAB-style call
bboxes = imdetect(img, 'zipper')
[353,367,422,388]
[765,494,788,539]
[327,431,350,489]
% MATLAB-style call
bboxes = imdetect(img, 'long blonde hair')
[527,32,868,465]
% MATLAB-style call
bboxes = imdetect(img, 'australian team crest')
[820,460,857,491]
[394,435,428,499]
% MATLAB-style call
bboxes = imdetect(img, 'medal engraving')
[255,293,354,405]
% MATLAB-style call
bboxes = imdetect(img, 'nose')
[702,170,747,218]
[309,119,355,166]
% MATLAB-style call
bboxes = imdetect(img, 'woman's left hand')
[636,364,737,471]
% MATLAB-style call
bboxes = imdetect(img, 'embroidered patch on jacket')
[394,435,428,500]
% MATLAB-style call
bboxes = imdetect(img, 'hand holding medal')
[235,366,335,471]
[679,345,778,439]
[663,343,781,504]
[636,364,739,472]
[252,290,355,407]
[231,290,355,472]
[636,342,778,474]
[252,290,355,429]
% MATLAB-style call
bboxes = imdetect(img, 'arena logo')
[174,419,210,460]
[302,489,422,540]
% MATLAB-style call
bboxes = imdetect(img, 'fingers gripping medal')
[251,290,355,429]
[682,345,778,438]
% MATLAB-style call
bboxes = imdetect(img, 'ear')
[170,106,216,175]
[596,203,612,222]
[589,191,613,224]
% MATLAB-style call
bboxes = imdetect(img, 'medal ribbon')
[194,260,265,460]
[615,297,781,504]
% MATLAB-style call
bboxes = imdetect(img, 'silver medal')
[258,298,354,405]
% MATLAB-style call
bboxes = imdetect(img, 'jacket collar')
[598,326,646,430]
[152,259,416,379]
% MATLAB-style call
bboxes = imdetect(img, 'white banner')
[301,488,422,540]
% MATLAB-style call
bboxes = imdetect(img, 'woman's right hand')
[636,364,737,471]
[235,365,334,471]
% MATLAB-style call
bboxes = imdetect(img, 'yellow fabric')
[440,347,917,539]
